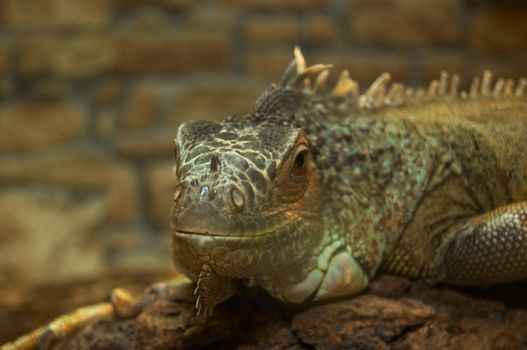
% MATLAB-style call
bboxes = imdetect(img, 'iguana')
[3,47,527,350]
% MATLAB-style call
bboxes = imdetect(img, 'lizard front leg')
[1,276,195,350]
[429,202,527,286]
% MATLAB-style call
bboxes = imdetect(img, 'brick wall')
[0,0,526,286]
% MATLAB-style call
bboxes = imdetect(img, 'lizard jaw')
[172,218,300,239]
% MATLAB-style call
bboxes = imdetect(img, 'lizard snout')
[170,179,247,236]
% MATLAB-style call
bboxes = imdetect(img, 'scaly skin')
[3,48,527,349]
[171,49,527,315]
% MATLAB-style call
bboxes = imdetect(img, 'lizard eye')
[290,146,308,177]
[294,151,305,168]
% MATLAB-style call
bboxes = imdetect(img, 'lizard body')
[3,48,527,349]
[171,49,527,314]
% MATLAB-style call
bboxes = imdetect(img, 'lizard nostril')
[173,183,183,204]
[200,185,210,198]
[230,186,245,212]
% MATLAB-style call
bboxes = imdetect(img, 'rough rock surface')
[5,274,524,350]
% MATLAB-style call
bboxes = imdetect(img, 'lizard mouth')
[172,219,298,239]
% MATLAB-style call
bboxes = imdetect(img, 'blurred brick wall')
[0,0,526,287]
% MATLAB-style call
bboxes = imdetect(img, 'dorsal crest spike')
[504,79,514,97]
[313,70,330,93]
[332,70,359,98]
[439,70,449,97]
[470,77,480,98]
[427,80,439,100]
[278,58,298,87]
[481,70,493,97]
[385,83,404,106]
[515,78,526,97]
[493,78,505,98]
[280,47,333,90]
[449,74,460,98]
[275,48,524,114]
[294,46,307,75]
[366,72,391,97]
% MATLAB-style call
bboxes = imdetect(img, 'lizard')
[3,47,527,349]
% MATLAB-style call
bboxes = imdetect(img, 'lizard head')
[169,47,360,315]
[170,119,323,306]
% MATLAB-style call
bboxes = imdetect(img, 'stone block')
[15,34,115,79]
[92,80,124,106]
[0,42,9,75]
[2,0,110,30]
[169,77,266,124]
[349,0,462,48]
[215,0,329,12]
[0,154,138,224]
[0,79,14,100]
[468,6,527,53]
[121,82,165,131]
[114,133,174,160]
[0,189,106,285]
[95,108,118,141]
[106,164,139,224]
[145,161,176,229]
[0,100,87,152]
[246,48,293,80]
[467,58,527,83]
[123,11,175,32]
[244,17,299,47]
[303,15,339,47]
[114,31,230,75]
[186,7,240,32]
[419,53,467,85]
[113,0,199,12]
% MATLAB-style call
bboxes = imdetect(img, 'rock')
[292,295,434,349]
[3,274,524,349]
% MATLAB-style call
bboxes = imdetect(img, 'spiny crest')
[279,47,527,110]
